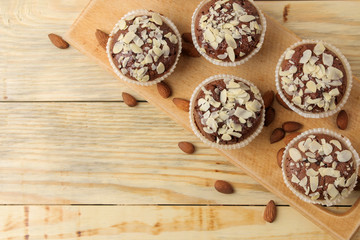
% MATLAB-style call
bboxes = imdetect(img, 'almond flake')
[310,176,318,192]
[345,173,356,187]
[153,46,163,57]
[245,100,261,113]
[217,53,228,60]
[226,47,235,62]
[234,107,252,119]
[130,43,143,53]
[285,50,295,60]
[203,127,214,134]
[123,31,136,44]
[309,141,322,153]
[239,15,255,22]
[156,62,165,74]
[327,184,339,199]
[299,50,312,64]
[141,75,150,82]
[337,150,352,162]
[322,143,333,155]
[233,2,242,12]
[330,140,342,150]
[222,134,232,141]
[299,177,308,189]
[322,53,334,67]
[220,89,227,104]
[306,169,319,177]
[118,19,127,30]
[314,42,325,55]
[329,88,340,96]
[219,111,229,120]
[200,101,210,112]
[319,168,340,178]
[323,155,333,163]
[298,141,307,152]
[289,148,302,162]
[335,177,346,187]
[113,42,123,54]
[291,174,300,184]
[204,29,215,42]
[306,81,317,93]
[151,13,163,25]
[292,96,302,105]
[169,35,178,44]
[225,34,237,49]
[305,152,316,158]
[326,67,343,80]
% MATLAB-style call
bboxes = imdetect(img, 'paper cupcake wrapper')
[275,39,353,118]
[281,128,359,206]
[191,0,267,67]
[189,74,265,150]
[106,9,182,86]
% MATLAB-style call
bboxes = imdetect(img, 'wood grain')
[0,102,359,205]
[64,0,360,239]
[0,102,275,204]
[1,205,356,240]
[0,1,360,239]
[0,1,359,101]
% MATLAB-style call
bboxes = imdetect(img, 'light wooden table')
[1,1,360,239]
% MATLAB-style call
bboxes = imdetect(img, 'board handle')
[312,196,360,240]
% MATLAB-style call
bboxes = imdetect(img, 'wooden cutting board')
[65,0,360,239]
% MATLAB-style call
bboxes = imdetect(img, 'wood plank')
[1,102,357,205]
[64,1,360,239]
[1,205,357,240]
[0,1,359,101]
[0,102,275,204]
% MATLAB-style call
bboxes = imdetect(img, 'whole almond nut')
[214,180,234,194]
[48,33,69,49]
[178,141,195,154]
[277,148,285,168]
[157,82,172,99]
[270,128,285,144]
[283,132,301,145]
[276,93,291,110]
[264,200,277,223]
[173,98,190,112]
[182,42,201,58]
[122,92,137,107]
[263,90,275,109]
[337,110,348,130]
[95,29,109,50]
[182,32,193,44]
[282,121,303,132]
[264,107,275,127]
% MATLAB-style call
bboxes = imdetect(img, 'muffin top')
[109,12,180,82]
[194,0,263,62]
[284,133,357,202]
[279,42,347,113]
[193,77,263,145]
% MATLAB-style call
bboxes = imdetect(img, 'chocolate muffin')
[276,40,352,118]
[282,129,359,206]
[190,75,264,149]
[191,0,266,66]
[107,10,181,85]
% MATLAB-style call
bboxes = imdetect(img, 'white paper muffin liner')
[106,9,182,86]
[191,0,267,67]
[275,39,353,118]
[281,128,359,206]
[189,74,265,150]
